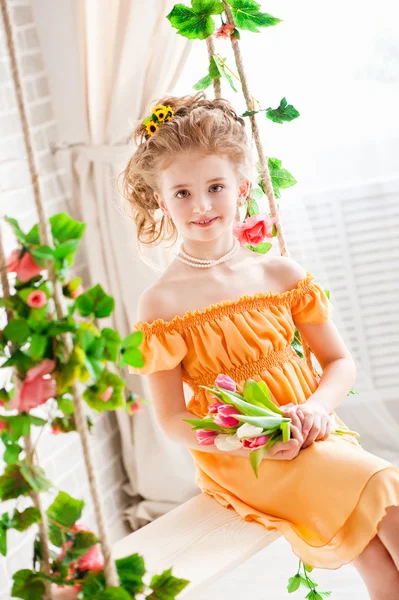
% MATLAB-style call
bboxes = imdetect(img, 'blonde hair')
[118,92,253,253]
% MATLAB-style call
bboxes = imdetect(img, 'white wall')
[0,2,129,597]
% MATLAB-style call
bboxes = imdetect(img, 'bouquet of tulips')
[184,374,360,478]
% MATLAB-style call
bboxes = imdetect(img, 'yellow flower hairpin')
[143,104,175,136]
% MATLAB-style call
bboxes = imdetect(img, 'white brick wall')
[0,2,130,596]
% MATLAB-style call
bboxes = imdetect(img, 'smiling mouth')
[191,217,219,224]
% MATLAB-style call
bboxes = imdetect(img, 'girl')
[122,93,399,599]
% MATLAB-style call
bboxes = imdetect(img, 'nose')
[192,195,213,215]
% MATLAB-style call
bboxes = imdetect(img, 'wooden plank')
[112,493,280,597]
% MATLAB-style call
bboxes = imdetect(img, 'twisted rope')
[0,0,119,588]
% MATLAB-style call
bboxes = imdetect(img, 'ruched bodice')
[129,270,399,570]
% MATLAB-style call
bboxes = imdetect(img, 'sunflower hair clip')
[143,104,175,136]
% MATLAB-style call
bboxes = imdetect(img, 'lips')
[191,217,218,224]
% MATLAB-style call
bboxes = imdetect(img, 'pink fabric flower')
[26,290,47,308]
[127,401,142,415]
[51,425,61,435]
[196,429,219,446]
[70,284,84,299]
[72,523,104,572]
[9,359,56,413]
[242,435,269,451]
[215,23,236,39]
[215,374,237,392]
[6,249,42,282]
[207,401,224,414]
[214,405,241,428]
[233,213,276,247]
[52,584,81,599]
[0,420,8,433]
[100,386,113,402]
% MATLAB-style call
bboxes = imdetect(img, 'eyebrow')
[170,177,228,191]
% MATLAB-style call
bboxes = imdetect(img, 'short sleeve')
[128,325,188,375]
[291,277,333,324]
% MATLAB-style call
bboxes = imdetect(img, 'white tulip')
[214,433,243,451]
[236,423,264,439]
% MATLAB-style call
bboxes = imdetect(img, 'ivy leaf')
[210,55,237,92]
[167,0,224,40]
[266,97,300,124]
[299,574,318,589]
[19,461,52,494]
[101,328,122,363]
[193,74,213,90]
[147,567,190,600]
[4,217,28,244]
[97,588,132,600]
[304,563,314,573]
[287,574,301,592]
[3,442,23,464]
[259,157,297,199]
[55,346,85,394]
[3,319,30,345]
[29,334,48,360]
[0,464,32,500]
[47,491,84,547]
[0,522,7,556]
[115,553,146,596]
[26,213,86,246]
[0,414,46,440]
[61,531,98,564]
[242,109,258,117]
[76,284,115,318]
[226,0,281,33]
[83,370,125,413]
[11,569,46,600]
[10,507,41,532]
[305,592,324,600]
[249,241,272,254]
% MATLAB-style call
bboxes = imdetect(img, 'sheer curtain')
[31,0,199,531]
[171,0,399,462]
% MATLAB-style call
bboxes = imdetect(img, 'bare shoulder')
[264,256,307,292]
[136,280,176,324]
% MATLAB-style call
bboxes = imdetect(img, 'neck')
[180,235,237,261]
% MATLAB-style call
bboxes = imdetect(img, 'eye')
[209,184,224,193]
[175,189,190,199]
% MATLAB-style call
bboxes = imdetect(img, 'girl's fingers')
[290,423,304,447]
[302,415,322,448]
[302,413,314,440]
[268,439,299,461]
[316,420,327,441]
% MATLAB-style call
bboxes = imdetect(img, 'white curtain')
[31,0,199,530]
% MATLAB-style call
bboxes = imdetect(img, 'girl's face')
[154,151,250,241]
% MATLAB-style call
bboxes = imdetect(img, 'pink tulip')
[6,249,42,282]
[207,401,224,414]
[100,386,113,402]
[196,429,219,446]
[26,290,47,308]
[242,435,269,451]
[233,213,276,247]
[70,284,84,299]
[215,374,237,392]
[9,359,56,413]
[214,405,241,428]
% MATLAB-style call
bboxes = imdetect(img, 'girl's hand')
[263,411,304,461]
[283,402,334,449]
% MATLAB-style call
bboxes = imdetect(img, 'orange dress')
[129,272,399,569]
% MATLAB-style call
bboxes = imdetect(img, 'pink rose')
[9,359,56,413]
[233,213,276,247]
[72,523,104,572]
[214,405,241,428]
[100,386,113,402]
[207,401,224,414]
[70,284,84,299]
[242,435,269,451]
[26,290,47,308]
[215,23,236,40]
[6,249,42,282]
[196,429,219,446]
[215,374,236,392]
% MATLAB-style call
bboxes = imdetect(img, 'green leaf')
[304,563,314,573]
[0,414,46,440]
[249,444,267,478]
[242,109,258,117]
[19,461,52,493]
[47,320,77,336]
[101,328,122,362]
[122,331,144,349]
[226,0,281,33]
[26,213,86,246]
[193,74,213,90]
[83,370,125,413]
[10,507,41,532]
[210,55,237,92]
[57,395,74,416]
[120,347,144,368]
[266,97,300,124]
[183,418,226,432]
[148,567,190,599]
[3,319,30,345]
[217,387,278,417]
[287,574,301,592]
[306,592,323,600]
[11,569,46,600]
[61,530,98,564]
[167,1,224,40]
[4,217,28,244]
[29,334,48,360]
[46,491,84,547]
[76,284,115,318]
[299,574,318,589]
[97,588,132,600]
[0,522,7,556]
[0,464,32,500]
[0,350,34,371]
[251,241,272,254]
[259,157,297,199]
[116,553,146,596]
[3,442,23,464]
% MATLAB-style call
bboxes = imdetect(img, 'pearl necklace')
[175,237,240,268]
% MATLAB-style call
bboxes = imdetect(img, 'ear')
[237,179,251,206]
[154,192,165,211]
